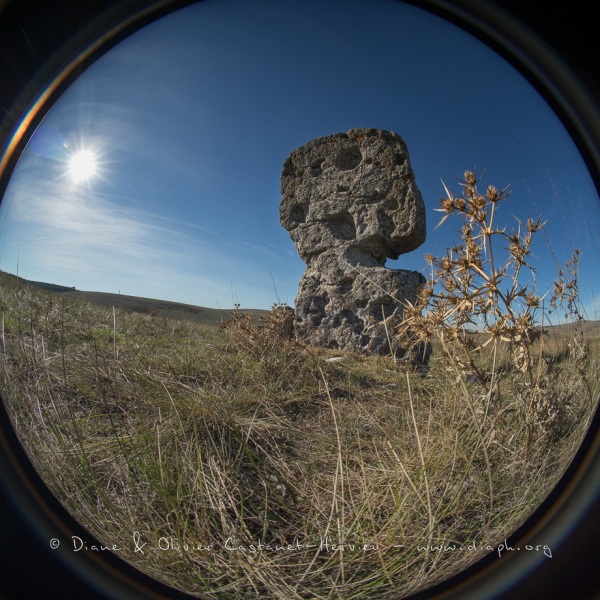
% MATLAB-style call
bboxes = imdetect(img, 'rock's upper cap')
[280,128,426,265]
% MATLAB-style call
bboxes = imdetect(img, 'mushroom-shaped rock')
[280,128,429,363]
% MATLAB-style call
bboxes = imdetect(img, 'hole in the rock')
[308,158,325,176]
[332,144,362,171]
[325,211,356,240]
[290,203,306,223]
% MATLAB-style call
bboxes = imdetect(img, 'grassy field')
[1,268,598,598]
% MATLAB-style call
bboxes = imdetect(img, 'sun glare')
[68,150,97,182]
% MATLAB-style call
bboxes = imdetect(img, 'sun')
[68,149,97,182]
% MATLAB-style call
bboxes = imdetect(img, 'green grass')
[0,270,597,599]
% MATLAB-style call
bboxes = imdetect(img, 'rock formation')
[280,128,429,363]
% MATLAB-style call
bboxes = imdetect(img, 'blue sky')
[1,0,598,320]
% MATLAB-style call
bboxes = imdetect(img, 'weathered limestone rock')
[280,128,429,361]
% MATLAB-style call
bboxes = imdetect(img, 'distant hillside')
[0,271,268,326]
[28,279,77,292]
[0,270,77,292]
[539,318,600,340]
[72,290,268,326]
[462,319,600,341]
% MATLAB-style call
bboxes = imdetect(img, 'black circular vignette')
[0,1,598,599]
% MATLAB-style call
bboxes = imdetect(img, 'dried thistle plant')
[398,170,587,448]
